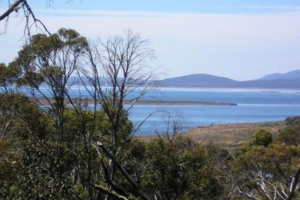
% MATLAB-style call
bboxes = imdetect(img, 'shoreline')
[138,121,285,150]
[32,98,237,106]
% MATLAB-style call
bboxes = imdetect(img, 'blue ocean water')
[126,88,300,135]
[19,86,300,135]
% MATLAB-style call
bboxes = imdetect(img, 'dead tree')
[82,30,157,152]
[155,109,188,147]
[236,168,300,200]
[80,30,157,200]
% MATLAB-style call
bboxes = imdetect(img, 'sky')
[1,0,300,80]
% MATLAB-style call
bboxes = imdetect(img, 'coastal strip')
[139,121,285,150]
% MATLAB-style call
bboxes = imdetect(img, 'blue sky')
[28,0,300,13]
[1,0,300,80]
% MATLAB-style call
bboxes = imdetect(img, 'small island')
[261,91,280,93]
[33,98,237,106]
[126,100,238,106]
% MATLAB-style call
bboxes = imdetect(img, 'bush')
[251,129,273,147]
[275,128,300,146]
[285,116,300,131]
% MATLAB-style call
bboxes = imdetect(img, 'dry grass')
[138,121,286,150]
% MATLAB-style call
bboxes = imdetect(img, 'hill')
[160,74,237,87]
[160,70,300,89]
[259,70,300,80]
[68,70,300,89]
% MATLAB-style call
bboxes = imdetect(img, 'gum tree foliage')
[234,144,300,200]
[14,28,88,144]
[0,63,21,93]
[237,129,274,154]
[234,124,300,200]
[0,93,50,140]
[7,28,89,194]
[0,93,134,199]
[251,129,273,147]
[139,137,224,200]
[0,29,156,200]
[0,93,54,199]
[2,95,300,199]
[63,107,134,199]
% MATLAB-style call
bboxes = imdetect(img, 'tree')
[0,93,50,140]
[15,28,87,144]
[234,144,300,200]
[155,109,187,147]
[233,125,300,200]
[140,137,224,200]
[81,30,157,200]
[0,62,21,93]
[0,93,56,199]
[11,28,88,184]
[275,128,300,146]
[251,129,273,147]
[83,30,156,149]
[239,129,273,154]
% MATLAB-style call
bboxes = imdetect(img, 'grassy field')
[138,121,286,150]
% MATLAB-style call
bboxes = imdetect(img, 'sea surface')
[19,87,300,135]
[126,88,300,135]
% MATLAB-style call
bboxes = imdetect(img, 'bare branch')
[0,0,24,21]
[288,165,300,200]
[1,0,51,36]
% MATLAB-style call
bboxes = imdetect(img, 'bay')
[18,86,300,135]
[127,88,300,135]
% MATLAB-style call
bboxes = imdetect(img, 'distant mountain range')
[69,70,300,89]
[259,70,300,81]
[159,70,300,89]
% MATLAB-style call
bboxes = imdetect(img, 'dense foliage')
[1,92,300,200]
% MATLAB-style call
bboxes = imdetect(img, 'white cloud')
[1,9,300,80]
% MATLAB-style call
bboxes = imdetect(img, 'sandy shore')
[138,121,285,150]
[32,98,237,106]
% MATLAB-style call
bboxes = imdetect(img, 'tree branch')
[96,142,150,200]
[288,165,300,200]
[0,0,24,21]
[93,184,134,200]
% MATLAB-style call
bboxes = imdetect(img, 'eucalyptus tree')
[14,28,87,145]
[234,126,300,200]
[0,93,50,140]
[0,62,21,93]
